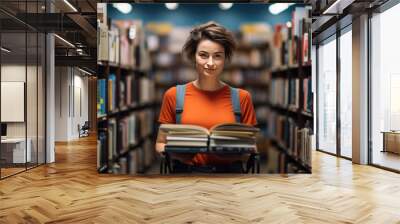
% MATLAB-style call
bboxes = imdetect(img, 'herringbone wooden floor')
[1,136,400,223]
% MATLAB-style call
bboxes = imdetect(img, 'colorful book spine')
[97,79,107,116]
[108,74,116,112]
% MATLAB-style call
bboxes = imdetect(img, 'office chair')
[78,121,90,138]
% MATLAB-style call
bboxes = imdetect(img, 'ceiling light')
[269,3,294,15]
[112,3,132,14]
[78,67,93,76]
[165,3,178,10]
[219,3,233,10]
[323,0,354,15]
[54,34,75,48]
[63,0,78,12]
[1,47,11,53]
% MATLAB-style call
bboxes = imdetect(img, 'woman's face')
[195,39,225,79]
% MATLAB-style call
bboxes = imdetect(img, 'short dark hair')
[182,21,236,62]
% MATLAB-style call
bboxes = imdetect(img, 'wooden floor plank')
[0,136,399,223]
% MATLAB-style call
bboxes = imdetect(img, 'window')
[0,1,47,179]
[317,36,337,154]
[371,2,400,171]
[339,27,352,158]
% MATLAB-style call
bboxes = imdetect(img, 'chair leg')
[245,158,251,173]
[160,152,171,174]
[246,153,254,174]
[246,153,260,174]
[160,159,164,174]
[165,153,172,173]
[160,154,165,174]
[165,160,170,173]
[255,154,260,174]
[241,162,245,173]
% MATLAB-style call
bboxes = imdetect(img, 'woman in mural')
[156,21,258,173]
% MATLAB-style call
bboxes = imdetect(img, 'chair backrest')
[82,121,90,129]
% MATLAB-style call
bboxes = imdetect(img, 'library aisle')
[96,3,313,175]
[0,136,399,223]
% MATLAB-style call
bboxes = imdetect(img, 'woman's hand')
[155,129,167,154]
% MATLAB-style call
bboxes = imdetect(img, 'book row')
[267,112,312,167]
[153,68,270,86]
[97,13,151,70]
[269,77,312,113]
[112,139,154,175]
[97,110,156,172]
[152,47,273,70]
[97,75,156,116]
[272,6,312,69]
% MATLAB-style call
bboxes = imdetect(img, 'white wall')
[72,73,89,138]
[1,64,46,164]
[55,67,89,141]
[55,67,69,141]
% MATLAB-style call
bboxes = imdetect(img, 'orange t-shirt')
[158,82,257,165]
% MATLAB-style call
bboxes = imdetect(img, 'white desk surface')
[1,138,29,143]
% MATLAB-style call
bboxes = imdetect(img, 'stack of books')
[209,123,259,153]
[160,123,259,153]
[160,124,209,153]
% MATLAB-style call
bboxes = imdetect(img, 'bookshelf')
[266,6,313,173]
[96,11,157,174]
[97,61,157,174]
[267,64,313,173]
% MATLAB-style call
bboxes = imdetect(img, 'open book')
[160,123,260,153]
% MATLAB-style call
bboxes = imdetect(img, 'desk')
[1,138,32,163]
[382,131,400,154]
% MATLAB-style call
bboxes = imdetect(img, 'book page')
[160,124,210,135]
[210,123,260,133]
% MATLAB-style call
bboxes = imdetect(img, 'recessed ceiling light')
[269,3,294,15]
[112,3,132,14]
[165,3,178,10]
[323,0,353,14]
[219,3,233,10]
[54,34,75,48]
[78,67,93,76]
[63,0,78,12]
[1,47,11,53]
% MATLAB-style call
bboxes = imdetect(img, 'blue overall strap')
[230,87,241,123]
[176,84,186,124]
